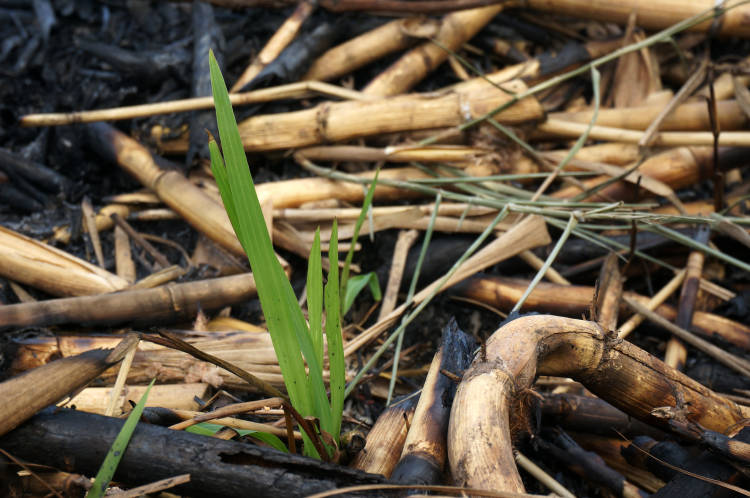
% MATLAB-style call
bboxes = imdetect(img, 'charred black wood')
[653,427,750,497]
[186,0,225,166]
[537,428,638,497]
[0,182,43,213]
[541,393,665,441]
[390,317,475,487]
[76,39,190,88]
[237,21,339,94]
[32,0,56,41]
[622,436,691,482]
[0,408,386,498]
[687,361,750,393]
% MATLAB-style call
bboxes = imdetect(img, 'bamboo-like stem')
[538,118,750,146]
[0,225,129,297]
[222,78,543,152]
[526,0,750,37]
[448,315,749,493]
[363,5,504,96]
[21,81,368,126]
[304,18,438,82]
[456,275,750,351]
[548,100,747,132]
[0,273,257,330]
[0,334,138,437]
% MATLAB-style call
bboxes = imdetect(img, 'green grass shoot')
[85,379,155,498]
[208,50,365,458]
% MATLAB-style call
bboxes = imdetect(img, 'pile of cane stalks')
[2,0,750,497]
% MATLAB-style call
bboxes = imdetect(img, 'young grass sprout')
[208,50,377,459]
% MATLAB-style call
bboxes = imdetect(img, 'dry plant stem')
[343,215,550,356]
[114,225,136,283]
[391,319,473,485]
[111,213,171,269]
[106,474,190,498]
[53,204,132,245]
[167,415,295,439]
[378,229,420,321]
[21,81,368,126]
[231,0,314,92]
[299,144,494,164]
[0,225,129,297]
[552,146,743,202]
[168,397,284,430]
[81,196,105,268]
[363,5,504,96]
[548,100,747,132]
[104,339,139,417]
[65,384,209,415]
[230,79,542,151]
[89,123,245,256]
[639,61,708,147]
[665,238,708,370]
[304,18,438,82]
[518,250,570,285]
[593,253,623,330]
[617,269,685,339]
[526,0,750,36]
[457,276,750,350]
[350,394,418,477]
[0,272,257,330]
[514,452,575,498]
[539,119,750,146]
[448,315,749,493]
[0,333,138,437]
[624,297,750,378]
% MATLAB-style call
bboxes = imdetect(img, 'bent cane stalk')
[448,314,749,493]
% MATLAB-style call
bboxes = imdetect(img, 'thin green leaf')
[325,220,344,442]
[209,51,331,456]
[86,379,155,498]
[340,169,380,311]
[186,423,289,452]
[308,229,324,368]
[343,272,382,315]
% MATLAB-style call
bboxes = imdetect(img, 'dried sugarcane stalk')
[454,275,750,350]
[64,383,210,415]
[390,318,474,485]
[0,273,257,330]
[87,123,246,256]
[664,227,710,370]
[549,100,747,132]
[592,253,623,330]
[363,5,504,96]
[448,315,750,493]
[303,17,439,82]
[552,146,746,202]
[0,225,129,297]
[526,0,750,37]
[227,78,543,152]
[350,395,418,477]
[0,333,138,437]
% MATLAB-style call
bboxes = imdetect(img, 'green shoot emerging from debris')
[208,50,370,458]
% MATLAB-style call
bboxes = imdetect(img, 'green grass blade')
[86,379,155,498]
[343,272,382,315]
[308,229,324,368]
[340,169,379,311]
[186,423,289,453]
[324,220,344,442]
[208,51,332,451]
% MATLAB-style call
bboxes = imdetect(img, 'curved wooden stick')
[448,315,749,492]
